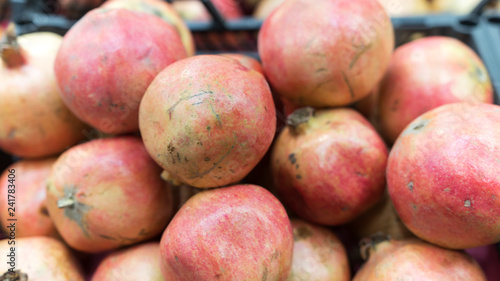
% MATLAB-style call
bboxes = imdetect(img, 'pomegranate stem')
[287,106,315,130]
[0,23,25,68]
[57,197,75,208]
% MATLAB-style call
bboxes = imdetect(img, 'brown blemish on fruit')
[407,181,414,191]
[288,153,297,164]
[261,265,268,281]
[464,200,471,208]
[349,42,373,69]
[296,174,302,180]
[208,100,222,128]
[294,226,313,241]
[39,206,49,216]
[391,99,400,112]
[204,157,210,162]
[316,68,327,73]
[190,133,238,179]
[167,92,212,119]
[341,71,355,99]
[355,171,366,177]
[411,203,417,210]
[99,234,117,240]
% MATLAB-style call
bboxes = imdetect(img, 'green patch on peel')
[60,185,93,237]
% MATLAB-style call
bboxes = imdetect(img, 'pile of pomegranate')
[0,0,499,280]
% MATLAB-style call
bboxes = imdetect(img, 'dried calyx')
[359,232,391,260]
[0,23,25,68]
[287,106,315,130]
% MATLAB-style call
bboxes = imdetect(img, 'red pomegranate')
[139,55,276,188]
[91,242,166,281]
[288,219,350,281]
[172,0,243,21]
[0,25,87,158]
[0,236,85,280]
[387,102,500,249]
[101,0,195,57]
[220,53,264,75]
[159,184,293,280]
[253,0,284,19]
[258,0,394,107]
[0,158,59,238]
[46,136,174,253]
[377,36,493,144]
[55,8,187,134]
[271,107,388,225]
[353,236,486,280]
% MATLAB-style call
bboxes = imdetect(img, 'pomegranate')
[0,158,59,238]
[353,236,486,280]
[0,25,87,158]
[55,8,187,135]
[429,0,481,14]
[271,107,388,225]
[92,242,166,281]
[258,0,394,107]
[288,219,350,281]
[172,0,243,21]
[253,0,284,19]
[0,236,85,280]
[101,0,195,57]
[220,53,264,75]
[159,184,293,280]
[377,36,493,144]
[46,136,173,253]
[59,0,105,19]
[347,191,414,241]
[139,55,276,188]
[377,0,430,15]
[387,102,500,249]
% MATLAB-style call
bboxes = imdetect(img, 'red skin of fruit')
[91,242,166,281]
[46,136,173,253]
[271,108,388,225]
[0,236,85,280]
[387,102,500,249]
[288,219,350,281]
[159,184,293,281]
[101,0,196,57]
[353,238,486,280]
[220,53,264,75]
[0,32,87,158]
[55,9,187,135]
[378,36,493,144]
[139,55,276,188]
[172,0,243,21]
[258,0,394,107]
[0,158,59,238]
[253,0,285,19]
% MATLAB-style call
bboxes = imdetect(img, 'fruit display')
[1,0,499,280]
